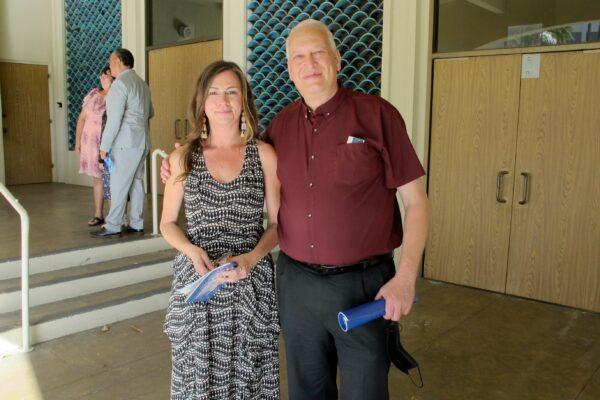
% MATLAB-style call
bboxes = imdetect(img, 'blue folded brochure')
[103,150,113,173]
[177,262,237,303]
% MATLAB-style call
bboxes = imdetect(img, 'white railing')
[151,149,168,236]
[0,183,32,352]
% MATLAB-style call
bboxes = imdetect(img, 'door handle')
[183,119,189,138]
[173,119,181,139]
[518,172,530,205]
[496,171,508,203]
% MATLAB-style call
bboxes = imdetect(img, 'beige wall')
[0,0,53,64]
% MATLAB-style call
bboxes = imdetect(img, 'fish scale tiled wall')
[247,0,384,131]
[65,0,121,150]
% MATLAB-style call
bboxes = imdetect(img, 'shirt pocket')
[334,143,382,185]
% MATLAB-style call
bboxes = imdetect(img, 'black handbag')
[386,322,423,388]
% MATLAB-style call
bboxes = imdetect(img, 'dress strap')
[246,138,259,158]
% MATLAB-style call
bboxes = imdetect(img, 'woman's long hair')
[180,61,259,181]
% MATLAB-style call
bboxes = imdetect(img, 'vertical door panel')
[148,40,222,194]
[507,51,600,312]
[425,55,521,292]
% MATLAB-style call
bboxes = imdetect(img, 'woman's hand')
[75,142,81,154]
[187,246,213,276]
[220,252,260,283]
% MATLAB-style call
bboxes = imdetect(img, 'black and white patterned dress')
[164,140,280,399]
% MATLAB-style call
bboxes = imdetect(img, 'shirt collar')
[117,68,132,79]
[300,81,347,118]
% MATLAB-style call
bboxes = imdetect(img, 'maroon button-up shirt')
[266,86,425,265]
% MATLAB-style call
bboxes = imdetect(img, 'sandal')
[88,217,105,226]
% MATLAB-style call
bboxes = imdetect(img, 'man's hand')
[99,150,107,160]
[160,142,181,183]
[375,267,417,321]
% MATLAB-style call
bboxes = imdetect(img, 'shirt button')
[309,182,313,188]
[309,244,315,249]
[313,128,317,133]
[308,213,312,218]
[310,154,315,160]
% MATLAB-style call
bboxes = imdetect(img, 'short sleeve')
[379,106,425,189]
[82,88,98,108]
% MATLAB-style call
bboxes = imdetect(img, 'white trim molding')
[121,0,147,80]
[50,0,69,184]
[223,0,248,69]
[382,0,432,163]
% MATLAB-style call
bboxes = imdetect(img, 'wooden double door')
[148,40,222,193]
[425,51,600,312]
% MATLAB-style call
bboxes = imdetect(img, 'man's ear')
[335,50,342,72]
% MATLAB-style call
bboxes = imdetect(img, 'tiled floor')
[0,183,169,261]
[1,278,599,400]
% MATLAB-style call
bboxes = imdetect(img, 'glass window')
[435,0,600,52]
[147,0,222,48]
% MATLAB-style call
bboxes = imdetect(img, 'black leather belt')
[296,252,394,276]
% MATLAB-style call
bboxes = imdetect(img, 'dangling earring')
[240,111,247,138]
[200,115,208,139]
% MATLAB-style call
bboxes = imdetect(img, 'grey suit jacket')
[100,69,154,153]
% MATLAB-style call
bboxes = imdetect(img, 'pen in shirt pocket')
[346,136,365,144]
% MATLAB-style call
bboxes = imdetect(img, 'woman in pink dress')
[75,66,113,226]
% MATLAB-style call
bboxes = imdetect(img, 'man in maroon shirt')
[162,19,429,400]
[267,20,429,399]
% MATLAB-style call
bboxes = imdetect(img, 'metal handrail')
[0,183,32,352]
[151,149,168,235]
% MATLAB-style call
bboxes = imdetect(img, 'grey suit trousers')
[104,148,147,232]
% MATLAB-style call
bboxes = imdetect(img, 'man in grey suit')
[91,48,154,238]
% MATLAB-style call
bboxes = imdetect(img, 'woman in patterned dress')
[75,66,113,226]
[160,61,280,399]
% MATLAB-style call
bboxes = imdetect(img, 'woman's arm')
[75,111,85,154]
[223,140,280,282]
[160,146,213,275]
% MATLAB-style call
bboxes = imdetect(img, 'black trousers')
[276,252,395,400]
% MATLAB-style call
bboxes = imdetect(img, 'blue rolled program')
[338,299,386,332]
[338,295,419,332]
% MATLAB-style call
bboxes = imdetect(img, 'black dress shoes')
[89,228,122,238]
[125,226,144,234]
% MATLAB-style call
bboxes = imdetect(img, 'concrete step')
[0,235,171,280]
[0,250,176,313]
[0,276,172,354]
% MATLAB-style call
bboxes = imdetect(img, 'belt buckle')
[317,264,337,275]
